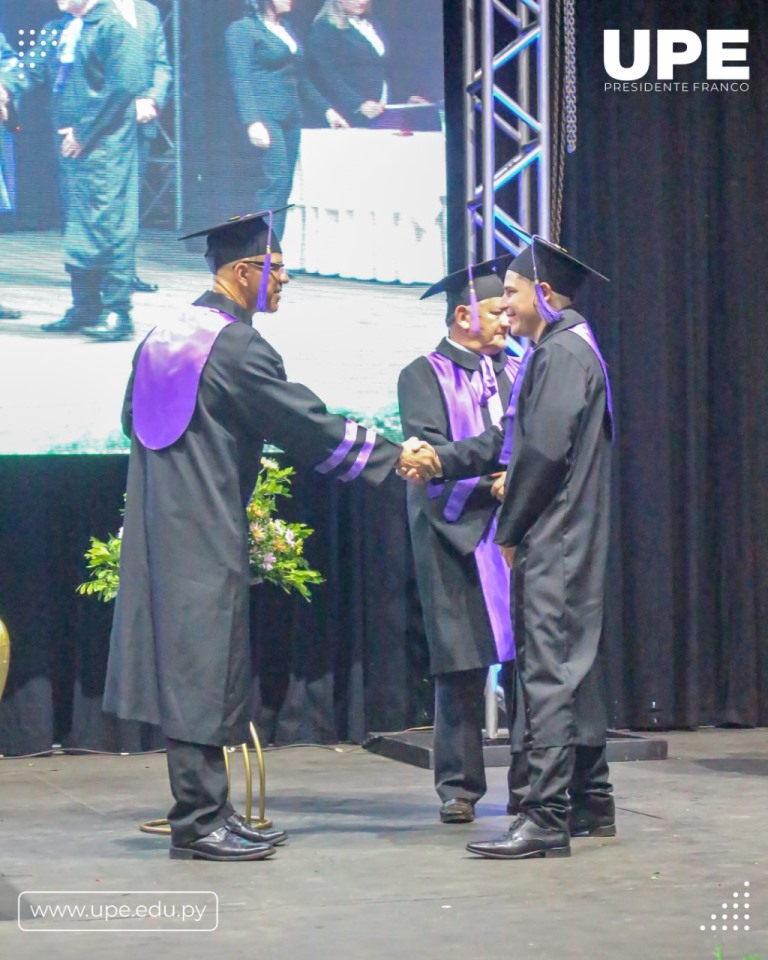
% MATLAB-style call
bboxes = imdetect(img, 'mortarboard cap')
[420,257,507,308]
[507,236,609,299]
[178,207,290,274]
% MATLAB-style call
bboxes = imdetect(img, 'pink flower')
[262,552,276,571]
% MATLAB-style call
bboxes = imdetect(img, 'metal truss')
[463,0,557,736]
[141,0,182,229]
[464,0,552,264]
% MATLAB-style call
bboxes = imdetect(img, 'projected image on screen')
[0,0,447,455]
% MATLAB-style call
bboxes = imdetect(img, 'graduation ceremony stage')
[1,729,767,959]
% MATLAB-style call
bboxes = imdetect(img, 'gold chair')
[139,721,271,834]
[0,619,10,706]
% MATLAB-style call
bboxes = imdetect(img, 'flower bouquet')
[78,458,324,604]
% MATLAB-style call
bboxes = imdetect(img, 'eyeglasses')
[238,259,287,274]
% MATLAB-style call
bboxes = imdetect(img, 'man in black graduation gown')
[103,209,440,861]
[398,261,527,823]
[460,237,616,860]
[0,0,144,340]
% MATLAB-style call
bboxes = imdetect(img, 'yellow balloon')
[0,619,10,706]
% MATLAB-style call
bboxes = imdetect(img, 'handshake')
[396,438,442,483]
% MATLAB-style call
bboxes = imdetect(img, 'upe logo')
[603,30,750,93]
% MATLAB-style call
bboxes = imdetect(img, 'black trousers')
[433,660,526,804]
[165,738,235,847]
[521,744,612,830]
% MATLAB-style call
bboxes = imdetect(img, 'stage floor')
[1,729,766,958]
[0,230,443,455]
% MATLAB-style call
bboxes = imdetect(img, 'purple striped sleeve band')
[315,419,358,474]
[339,427,377,482]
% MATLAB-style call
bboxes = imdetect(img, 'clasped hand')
[396,438,442,483]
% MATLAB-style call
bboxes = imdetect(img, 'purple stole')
[132,306,238,451]
[425,351,518,663]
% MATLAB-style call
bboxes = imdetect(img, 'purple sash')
[425,350,516,662]
[566,322,614,435]
[132,306,238,451]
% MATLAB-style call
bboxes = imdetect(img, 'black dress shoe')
[0,305,22,319]
[41,308,95,333]
[569,798,617,838]
[82,311,134,342]
[439,798,475,823]
[466,816,571,859]
[169,826,277,861]
[225,813,288,846]
[132,275,159,293]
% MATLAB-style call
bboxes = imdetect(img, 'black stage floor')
[1,729,766,958]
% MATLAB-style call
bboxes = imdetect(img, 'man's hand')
[58,127,83,159]
[490,471,507,503]
[360,100,385,119]
[136,98,158,124]
[396,437,442,482]
[500,545,516,569]
[325,108,349,129]
[247,121,271,149]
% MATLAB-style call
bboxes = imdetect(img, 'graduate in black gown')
[398,261,527,823]
[103,209,440,861]
[461,238,615,861]
[0,0,144,341]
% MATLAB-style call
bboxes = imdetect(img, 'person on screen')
[103,208,441,861]
[0,31,23,320]
[225,0,348,241]
[0,0,144,342]
[111,0,173,295]
[307,0,428,128]
[397,260,528,825]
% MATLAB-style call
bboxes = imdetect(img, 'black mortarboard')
[178,207,289,274]
[420,257,506,306]
[507,236,609,299]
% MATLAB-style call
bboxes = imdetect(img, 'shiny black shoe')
[439,798,475,823]
[569,798,617,838]
[41,308,95,333]
[225,813,288,846]
[466,816,571,859]
[82,311,134,342]
[169,826,277,861]
[0,305,22,319]
[132,275,159,293]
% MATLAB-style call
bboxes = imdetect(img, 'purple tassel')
[468,264,481,333]
[535,282,563,324]
[256,211,274,313]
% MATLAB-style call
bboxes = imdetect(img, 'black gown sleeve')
[495,342,587,546]
[233,331,401,486]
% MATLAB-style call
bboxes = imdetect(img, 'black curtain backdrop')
[1,0,767,756]
[562,0,768,730]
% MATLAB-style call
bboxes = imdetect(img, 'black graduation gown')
[398,339,513,675]
[495,309,612,748]
[103,291,401,747]
[9,5,144,280]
